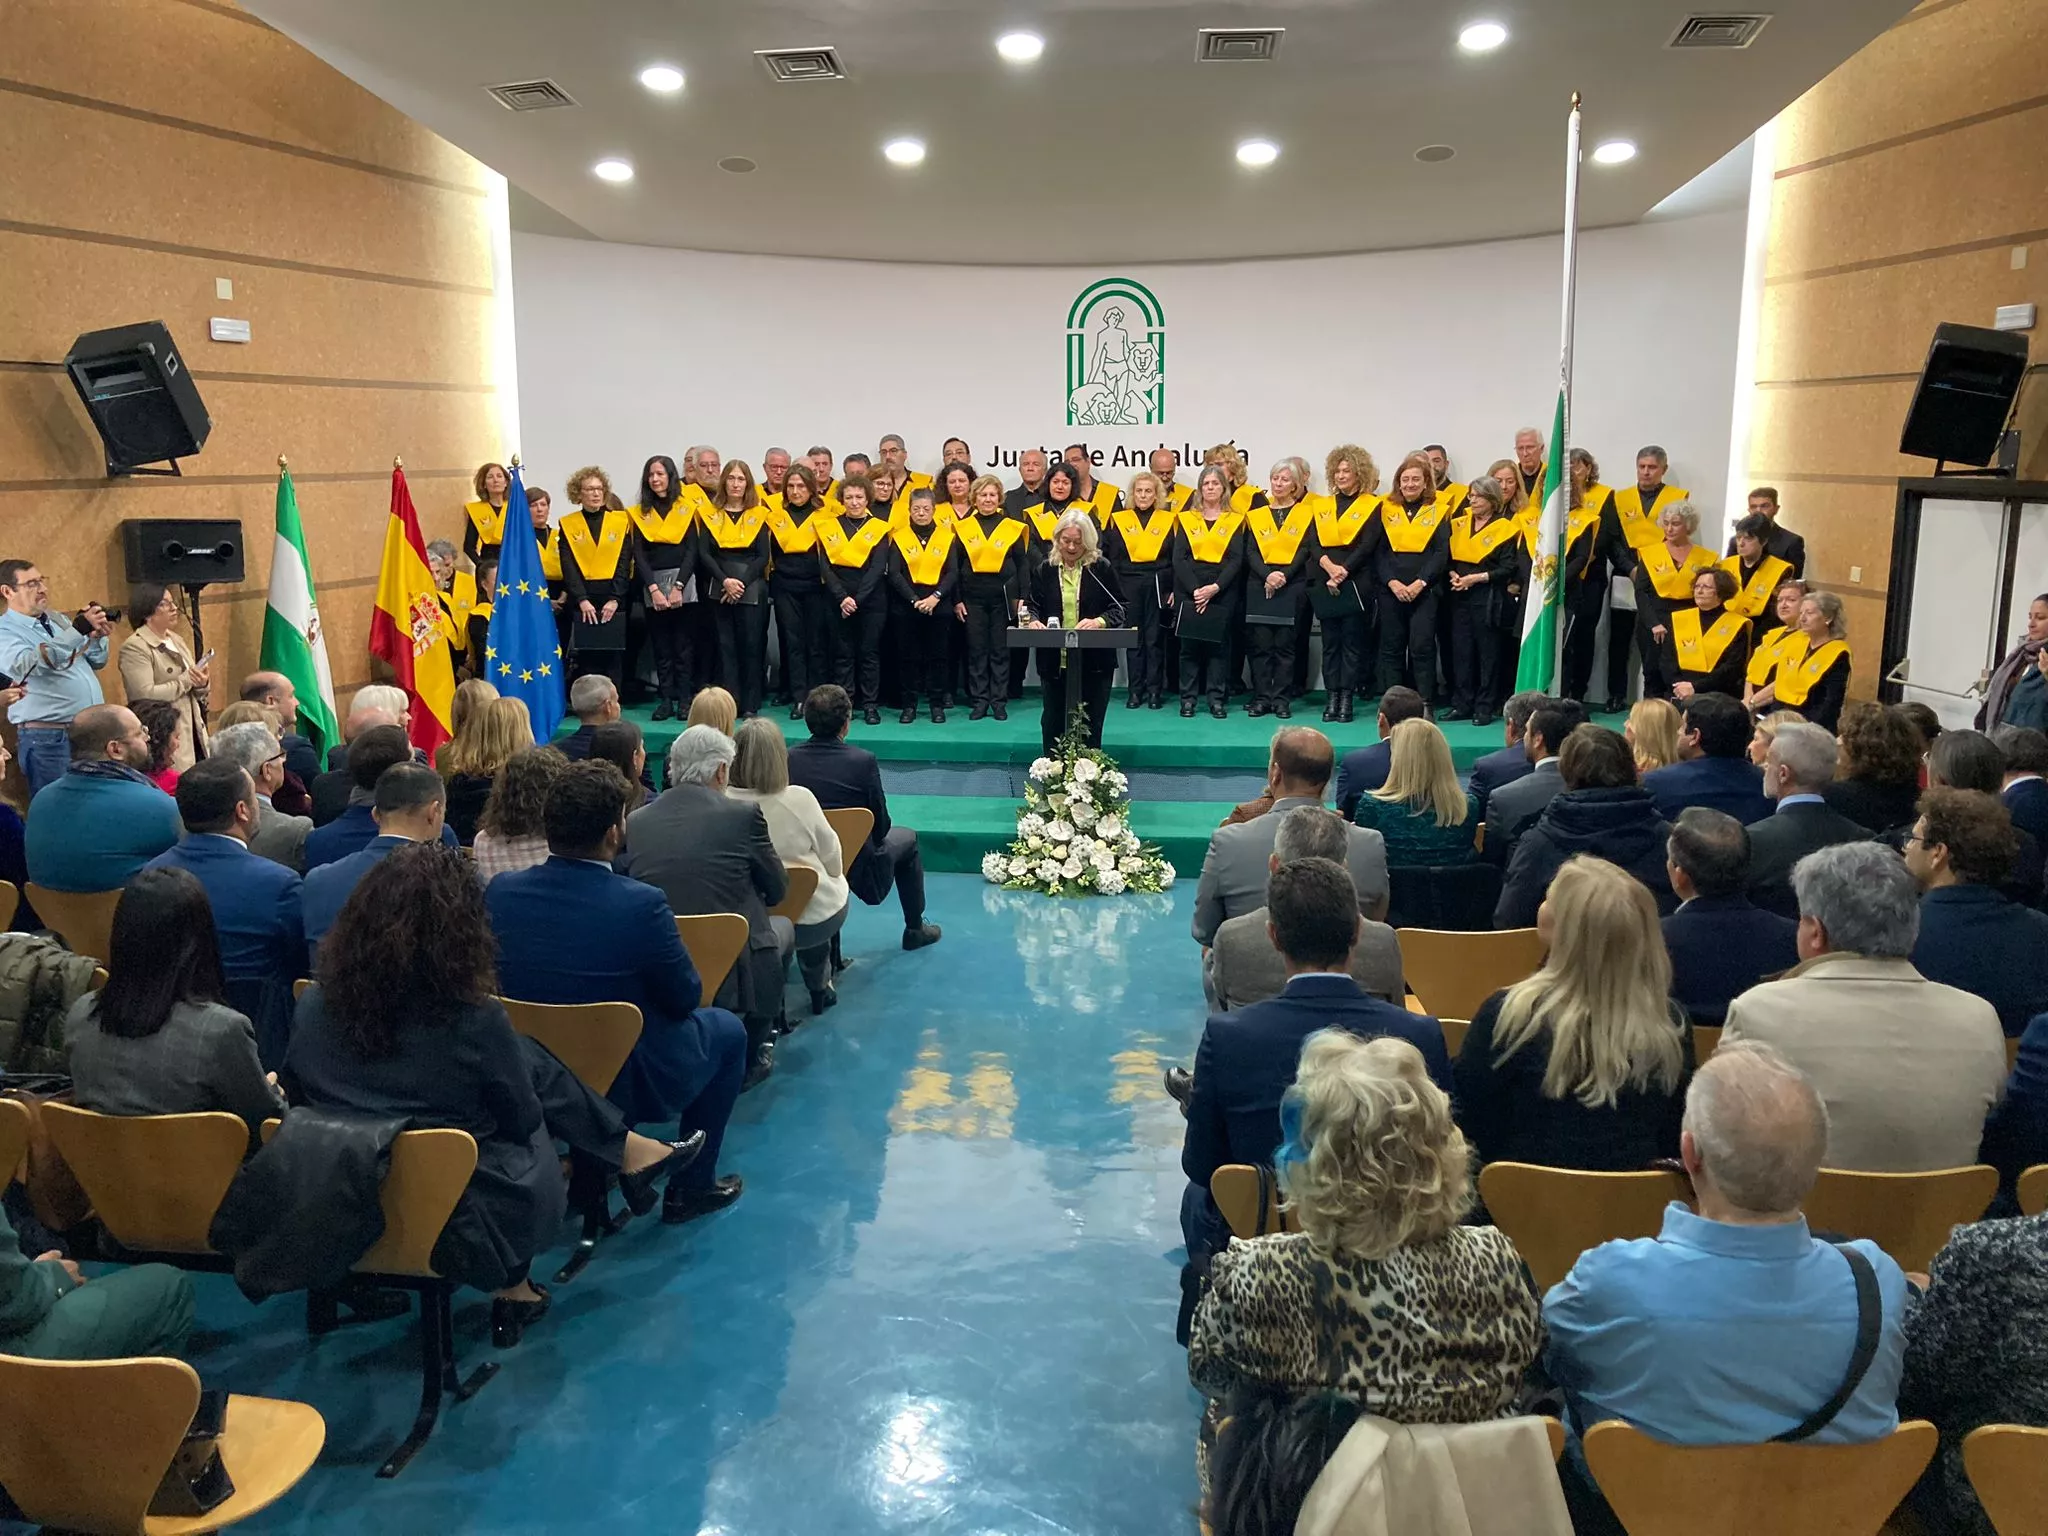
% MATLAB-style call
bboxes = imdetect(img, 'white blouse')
[727,784,848,926]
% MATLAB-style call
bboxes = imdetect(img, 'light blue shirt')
[1775,792,1826,812]
[1543,1202,1908,1446]
[0,608,107,724]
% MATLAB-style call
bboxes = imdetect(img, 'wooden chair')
[40,1105,247,1256]
[292,978,312,1001]
[1211,1164,1297,1239]
[0,878,17,932]
[0,1098,29,1186]
[770,864,820,924]
[1803,1166,1998,1273]
[822,805,874,874]
[676,912,749,1001]
[1691,1024,1722,1062]
[0,1354,325,1535]
[1396,927,1546,1022]
[2018,1164,2048,1217]
[90,965,108,991]
[1478,1163,1693,1291]
[24,884,122,962]
[1964,1424,2048,1536]
[1583,1418,1937,1536]
[1439,1018,1469,1059]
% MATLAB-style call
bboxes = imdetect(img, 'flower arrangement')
[981,706,1175,897]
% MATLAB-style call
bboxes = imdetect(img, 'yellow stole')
[1435,483,1469,516]
[1672,608,1749,674]
[1722,554,1792,620]
[1638,541,1717,601]
[627,500,694,545]
[1229,484,1265,516]
[439,576,473,648]
[1611,484,1689,551]
[1316,494,1380,548]
[1022,502,1066,542]
[465,499,507,546]
[1081,481,1121,524]
[768,504,823,552]
[1771,639,1849,705]
[1111,508,1178,563]
[703,506,768,549]
[1248,503,1316,565]
[955,516,1027,573]
[892,524,956,585]
[818,514,892,568]
[1449,512,1522,564]
[561,510,630,580]
[1179,511,1244,564]
[1381,500,1447,553]
[1749,624,1796,685]
[1563,506,1603,574]
[535,526,563,582]
[902,470,934,493]
[1161,482,1194,513]
[895,499,964,531]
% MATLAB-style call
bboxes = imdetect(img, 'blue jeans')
[16,729,69,798]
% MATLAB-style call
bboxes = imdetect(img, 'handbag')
[148,1388,234,1516]
[1771,1244,1881,1443]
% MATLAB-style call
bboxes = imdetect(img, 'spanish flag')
[369,462,456,756]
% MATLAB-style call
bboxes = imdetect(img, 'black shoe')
[899,706,918,724]
[663,1174,744,1225]
[1148,694,1165,709]
[1126,691,1144,709]
[1275,702,1292,719]
[1163,1066,1193,1106]
[970,704,990,721]
[931,706,946,724]
[651,699,675,722]
[1180,701,1196,717]
[1338,693,1356,723]
[743,1041,775,1091]
[1443,706,1473,722]
[992,702,1008,720]
[618,1131,707,1216]
[902,922,942,951]
[811,985,837,1015]
[1246,701,1268,718]
[789,700,805,720]
[1210,704,1228,720]
[863,707,882,726]
[1322,699,1340,721]
[491,1283,551,1349]
[1474,710,1496,728]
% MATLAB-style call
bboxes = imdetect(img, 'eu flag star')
[520,669,533,683]
[554,645,563,659]
[497,582,512,598]
[517,580,532,595]
[537,663,551,677]
[484,646,497,661]
[498,663,512,676]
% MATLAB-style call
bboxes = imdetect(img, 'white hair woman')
[1245,456,1316,719]
[1022,509,1125,754]
[727,717,848,1014]
[1189,1030,1542,1521]
[1750,589,1851,732]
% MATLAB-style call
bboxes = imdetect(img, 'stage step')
[888,794,1239,878]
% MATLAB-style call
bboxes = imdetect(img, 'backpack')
[0,931,100,1074]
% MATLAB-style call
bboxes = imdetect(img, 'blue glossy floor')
[186,875,1205,1534]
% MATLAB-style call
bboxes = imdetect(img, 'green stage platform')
[890,794,1240,877]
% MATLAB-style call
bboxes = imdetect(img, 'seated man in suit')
[1179,856,1450,1278]
[147,758,304,1067]
[1995,725,2048,848]
[624,725,790,1088]
[1723,840,2006,1171]
[786,684,941,951]
[308,698,401,827]
[1662,807,1797,1026]
[1642,693,1772,826]
[1905,786,2048,1036]
[556,673,622,761]
[1483,698,1588,865]
[490,762,748,1224]
[1982,1006,2048,1209]
[1466,689,1545,819]
[22,704,181,893]
[207,721,311,872]
[1192,727,1389,946]
[1745,722,1869,919]
[302,724,458,871]
[1333,686,1426,820]
[1927,728,2045,905]
[300,763,447,964]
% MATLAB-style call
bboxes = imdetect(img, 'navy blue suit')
[2005,778,2048,850]
[1662,892,1799,1026]
[301,801,457,872]
[1912,883,2048,1037]
[488,856,746,1188]
[1641,756,1773,826]
[1466,743,1533,819]
[300,834,412,966]
[1982,1010,2048,1209]
[1333,742,1393,821]
[147,835,304,1067]
[1179,974,1452,1266]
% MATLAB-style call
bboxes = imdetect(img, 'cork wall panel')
[1748,379,1925,483]
[5,0,488,191]
[0,94,493,291]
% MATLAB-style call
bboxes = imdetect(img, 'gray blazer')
[250,798,312,874]
[64,996,285,1135]
[624,782,789,951]
[1191,795,1389,945]
[1484,756,1563,861]
[1205,906,1404,1011]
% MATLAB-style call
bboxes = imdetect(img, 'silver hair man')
[1790,840,1920,959]
[1683,1040,1830,1216]
[668,722,737,787]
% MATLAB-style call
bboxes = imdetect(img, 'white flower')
[1092,848,1117,870]
[1097,868,1127,895]
[1096,815,1122,840]
[1159,863,1177,888]
[1061,856,1085,879]
[1049,792,1068,813]
[1070,800,1096,828]
[1009,856,1034,878]
[1120,855,1145,873]
[1029,756,1057,782]
[1071,757,1100,783]
[1047,819,1073,843]
[981,851,1007,883]
[1038,858,1064,882]
[1108,771,1129,793]
[1026,835,1044,851]
[1018,812,1045,837]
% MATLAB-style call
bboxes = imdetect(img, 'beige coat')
[1721,952,2007,1171]
[117,627,208,771]
[1295,1416,1573,1536]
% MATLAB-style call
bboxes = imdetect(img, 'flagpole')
[1554,92,1582,687]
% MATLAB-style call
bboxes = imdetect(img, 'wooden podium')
[1007,625,1140,733]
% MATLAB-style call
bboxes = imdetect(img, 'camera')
[72,605,122,635]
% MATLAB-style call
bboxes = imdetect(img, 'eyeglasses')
[1903,832,1932,849]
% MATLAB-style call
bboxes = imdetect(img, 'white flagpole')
[1554,92,1583,686]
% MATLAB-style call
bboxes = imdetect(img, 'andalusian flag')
[259,459,339,757]
[369,461,456,756]
[1515,388,1569,692]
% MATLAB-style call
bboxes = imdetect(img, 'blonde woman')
[1103,468,1176,708]
[1453,855,1689,1170]
[1354,718,1478,864]
[438,696,534,845]
[1748,706,1807,768]
[442,677,499,755]
[117,583,208,772]
[685,686,738,736]
[1189,1030,1541,1512]
[727,718,848,1015]
[1626,697,1682,775]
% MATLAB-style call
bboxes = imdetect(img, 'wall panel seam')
[0,359,494,393]
[0,219,495,296]
[1776,91,2048,179]
[0,470,472,492]
[1756,364,2048,390]
[1767,227,2048,286]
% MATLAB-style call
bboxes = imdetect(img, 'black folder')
[1244,584,1300,628]
[1174,601,1229,644]
[1309,580,1367,620]
[572,613,628,652]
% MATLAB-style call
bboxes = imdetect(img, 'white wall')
[513,209,1744,517]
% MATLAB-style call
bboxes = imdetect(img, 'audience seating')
[1692,1025,1722,1062]
[1478,1163,1693,1291]
[0,878,16,931]
[41,1105,247,1258]
[1211,1164,1297,1239]
[2009,1036,2024,1075]
[1964,1424,2048,1536]
[1582,1419,1937,1536]
[292,978,312,1000]
[822,806,874,875]
[0,1098,28,1185]
[24,884,121,963]
[0,1354,325,1536]
[769,865,820,924]
[2017,1165,2048,1217]
[1397,927,1547,1022]
[675,913,748,1002]
[1438,1017,1469,1059]
[1802,1166,1998,1273]
[1383,863,1501,931]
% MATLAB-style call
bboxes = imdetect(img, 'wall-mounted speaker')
[1899,322,2029,466]
[63,321,212,475]
[120,520,244,586]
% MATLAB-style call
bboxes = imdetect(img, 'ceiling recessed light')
[1415,144,1457,163]
[592,158,634,183]
[638,64,684,93]
[718,156,757,174]
[1458,20,1508,52]
[996,31,1045,62]
[1591,139,1638,165]
[883,137,926,166]
[1236,138,1279,168]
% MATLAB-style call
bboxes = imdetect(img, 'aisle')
[191,875,1205,1534]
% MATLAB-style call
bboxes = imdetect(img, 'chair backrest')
[89,966,108,992]
[822,805,874,872]
[1384,863,1503,932]
[2009,1035,2023,1075]
[1964,1424,2048,1536]
[676,913,749,1002]
[1692,1024,1722,1062]
[1478,1163,1693,1292]
[0,879,16,932]
[293,977,313,1000]
[770,864,820,923]
[1439,1017,1470,1059]
[0,1352,203,1535]
[23,884,121,963]
[1397,927,1547,1022]
[1582,1419,1937,1536]
[353,1128,478,1278]
[40,1103,247,1254]
[2018,1165,2048,1218]
[1802,1166,1997,1273]
[0,1098,29,1184]
[499,998,642,1095]
[1211,1164,1298,1239]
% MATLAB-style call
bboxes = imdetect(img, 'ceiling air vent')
[756,46,848,82]
[1668,14,1773,48]
[1197,27,1284,62]
[486,78,578,112]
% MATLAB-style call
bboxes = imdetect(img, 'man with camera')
[0,559,116,796]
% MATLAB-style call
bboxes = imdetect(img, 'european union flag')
[485,462,566,741]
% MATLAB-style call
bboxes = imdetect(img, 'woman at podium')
[1023,511,1125,754]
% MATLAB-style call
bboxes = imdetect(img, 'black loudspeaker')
[1899,322,2029,466]
[63,321,212,475]
[121,520,245,586]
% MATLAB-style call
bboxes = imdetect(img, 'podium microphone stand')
[1006,625,1140,734]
